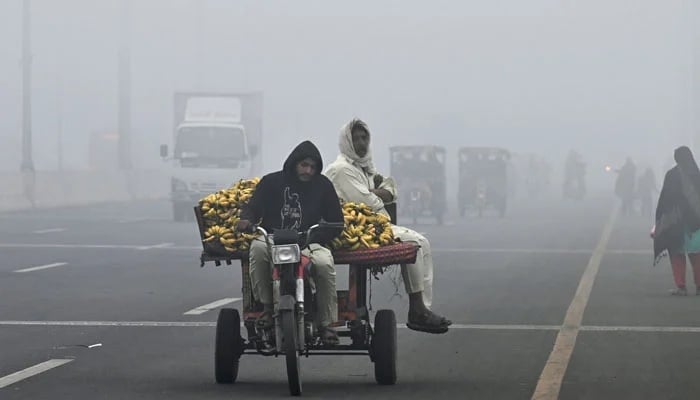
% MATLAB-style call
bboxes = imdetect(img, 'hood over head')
[339,118,376,174]
[283,140,324,179]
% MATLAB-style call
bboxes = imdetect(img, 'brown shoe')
[318,326,339,346]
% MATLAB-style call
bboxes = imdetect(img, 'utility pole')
[691,0,700,153]
[117,0,132,170]
[21,0,34,173]
[21,0,35,207]
[56,66,63,171]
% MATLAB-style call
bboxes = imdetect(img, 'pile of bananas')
[199,178,261,253]
[328,202,396,251]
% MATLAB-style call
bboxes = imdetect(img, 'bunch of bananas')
[199,177,261,253]
[328,202,395,251]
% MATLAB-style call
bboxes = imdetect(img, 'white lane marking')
[400,323,561,331]
[137,242,174,250]
[13,262,68,273]
[118,217,150,223]
[0,243,198,250]
[184,298,242,315]
[33,228,66,234]
[434,248,593,255]
[4,321,700,333]
[0,242,649,256]
[580,325,700,333]
[532,206,619,400]
[0,359,73,389]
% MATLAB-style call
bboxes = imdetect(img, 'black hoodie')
[240,141,344,245]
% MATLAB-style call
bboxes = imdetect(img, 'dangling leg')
[669,254,688,296]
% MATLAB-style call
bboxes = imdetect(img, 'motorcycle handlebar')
[253,222,345,248]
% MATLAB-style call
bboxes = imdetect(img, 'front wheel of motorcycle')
[281,310,302,396]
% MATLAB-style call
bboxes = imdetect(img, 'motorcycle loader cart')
[457,147,510,218]
[194,206,419,396]
[389,145,447,225]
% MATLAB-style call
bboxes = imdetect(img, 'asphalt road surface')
[1,194,699,399]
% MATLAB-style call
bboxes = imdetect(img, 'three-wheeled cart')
[194,206,419,394]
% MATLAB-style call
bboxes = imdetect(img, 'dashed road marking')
[137,242,174,250]
[0,359,74,389]
[184,298,242,315]
[13,262,68,273]
[0,242,649,256]
[33,228,66,234]
[2,320,700,334]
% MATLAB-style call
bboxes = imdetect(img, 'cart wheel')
[372,309,397,385]
[215,308,242,384]
[282,311,302,396]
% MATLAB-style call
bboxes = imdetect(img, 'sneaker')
[670,287,688,296]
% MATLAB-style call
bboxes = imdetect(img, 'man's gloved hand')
[236,219,253,233]
[373,174,384,188]
[371,188,393,203]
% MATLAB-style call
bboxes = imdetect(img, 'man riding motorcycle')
[324,118,452,334]
[237,140,345,345]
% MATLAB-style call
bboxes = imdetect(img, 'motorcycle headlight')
[272,244,301,264]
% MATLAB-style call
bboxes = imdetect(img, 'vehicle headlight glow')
[272,244,301,264]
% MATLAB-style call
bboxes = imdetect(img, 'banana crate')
[194,205,247,266]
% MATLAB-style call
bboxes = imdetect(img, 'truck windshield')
[174,127,246,162]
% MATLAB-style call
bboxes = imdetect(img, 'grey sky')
[0,0,693,174]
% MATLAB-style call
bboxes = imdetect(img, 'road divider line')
[137,242,174,250]
[5,320,700,333]
[0,242,649,256]
[33,228,66,234]
[0,359,73,389]
[581,325,700,333]
[184,298,242,315]
[13,262,68,273]
[531,206,619,400]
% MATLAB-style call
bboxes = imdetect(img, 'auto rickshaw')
[389,145,447,224]
[458,147,510,218]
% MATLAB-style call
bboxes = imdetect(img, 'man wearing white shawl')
[324,118,451,334]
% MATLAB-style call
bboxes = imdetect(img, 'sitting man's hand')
[236,219,253,233]
[373,174,384,188]
[371,188,393,203]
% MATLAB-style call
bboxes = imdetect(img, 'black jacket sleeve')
[239,175,268,224]
[315,178,345,245]
[655,170,673,223]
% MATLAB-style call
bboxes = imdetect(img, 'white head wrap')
[339,118,376,174]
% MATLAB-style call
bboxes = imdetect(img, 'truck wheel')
[372,309,397,385]
[215,308,243,384]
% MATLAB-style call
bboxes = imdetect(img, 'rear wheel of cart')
[215,308,242,384]
[372,309,397,385]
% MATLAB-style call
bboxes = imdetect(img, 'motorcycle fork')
[272,264,283,353]
[295,262,306,350]
[272,262,306,353]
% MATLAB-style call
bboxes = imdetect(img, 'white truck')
[160,91,263,221]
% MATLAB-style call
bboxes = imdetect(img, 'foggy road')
[1,196,698,399]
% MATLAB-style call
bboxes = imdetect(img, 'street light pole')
[118,0,132,170]
[21,0,34,173]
